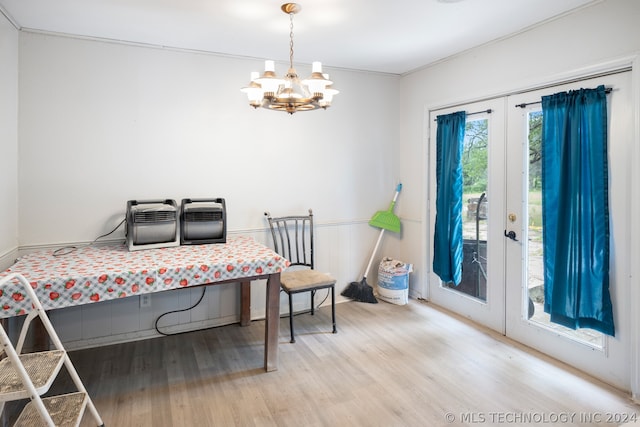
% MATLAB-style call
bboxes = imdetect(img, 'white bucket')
[377,257,412,305]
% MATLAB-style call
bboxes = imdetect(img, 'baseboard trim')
[62,314,242,351]
[0,246,18,270]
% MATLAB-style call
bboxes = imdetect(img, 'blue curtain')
[433,111,466,285]
[541,85,614,336]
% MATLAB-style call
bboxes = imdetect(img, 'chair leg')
[288,292,295,343]
[331,286,337,334]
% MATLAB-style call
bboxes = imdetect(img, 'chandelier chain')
[289,12,295,70]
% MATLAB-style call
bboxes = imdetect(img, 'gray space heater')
[180,198,226,245]
[126,199,180,251]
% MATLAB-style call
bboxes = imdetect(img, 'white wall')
[18,33,400,244]
[396,0,639,397]
[0,13,19,268]
[15,31,400,347]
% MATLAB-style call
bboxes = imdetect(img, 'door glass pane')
[445,119,488,301]
[525,110,604,348]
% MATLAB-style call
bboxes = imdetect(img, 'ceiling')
[0,0,598,75]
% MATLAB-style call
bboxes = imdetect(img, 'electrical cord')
[53,217,126,257]
[154,286,332,335]
[279,287,331,319]
[154,287,208,336]
[315,288,330,308]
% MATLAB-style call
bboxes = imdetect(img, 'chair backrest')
[265,209,315,269]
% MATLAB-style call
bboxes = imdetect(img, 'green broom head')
[369,200,401,233]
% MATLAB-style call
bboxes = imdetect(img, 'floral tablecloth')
[0,236,289,318]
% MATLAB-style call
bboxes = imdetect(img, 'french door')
[427,98,506,333]
[428,70,631,389]
[505,72,630,387]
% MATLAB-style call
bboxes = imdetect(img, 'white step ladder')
[0,273,104,426]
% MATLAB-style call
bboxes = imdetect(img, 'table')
[0,236,289,371]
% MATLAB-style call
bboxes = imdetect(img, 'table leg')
[0,317,47,352]
[240,281,251,326]
[33,315,48,351]
[264,272,281,372]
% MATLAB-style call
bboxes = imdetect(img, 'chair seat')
[281,270,336,293]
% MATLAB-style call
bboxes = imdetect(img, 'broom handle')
[363,228,385,279]
[363,183,402,278]
[391,183,402,207]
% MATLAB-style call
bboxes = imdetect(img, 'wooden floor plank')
[3,299,638,426]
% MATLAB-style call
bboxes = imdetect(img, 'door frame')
[505,70,633,392]
[627,55,639,402]
[425,98,506,334]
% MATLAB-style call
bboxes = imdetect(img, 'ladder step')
[0,350,65,401]
[1,274,103,426]
[15,392,87,427]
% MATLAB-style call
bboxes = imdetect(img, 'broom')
[342,184,402,303]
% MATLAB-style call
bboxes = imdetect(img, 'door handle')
[504,230,518,241]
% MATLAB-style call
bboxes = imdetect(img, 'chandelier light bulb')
[241,71,264,108]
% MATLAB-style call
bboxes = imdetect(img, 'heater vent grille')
[184,211,223,222]
[133,210,176,223]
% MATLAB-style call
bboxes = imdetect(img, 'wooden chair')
[265,209,337,343]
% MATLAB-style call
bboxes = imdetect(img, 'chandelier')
[241,3,338,114]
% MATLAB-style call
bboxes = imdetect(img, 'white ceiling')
[0,0,597,75]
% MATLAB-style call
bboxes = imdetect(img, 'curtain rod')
[515,87,612,109]
[434,108,492,121]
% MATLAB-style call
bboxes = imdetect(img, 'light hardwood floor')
[4,299,640,426]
